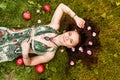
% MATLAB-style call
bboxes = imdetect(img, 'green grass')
[0,0,120,80]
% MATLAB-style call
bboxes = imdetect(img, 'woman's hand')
[21,38,32,55]
[74,16,85,28]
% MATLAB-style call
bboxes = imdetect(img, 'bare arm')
[22,51,55,66]
[48,3,85,30]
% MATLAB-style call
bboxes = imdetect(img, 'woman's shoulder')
[46,24,60,31]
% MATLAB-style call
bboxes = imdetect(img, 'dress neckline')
[44,35,58,47]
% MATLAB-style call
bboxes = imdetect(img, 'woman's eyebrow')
[69,32,72,36]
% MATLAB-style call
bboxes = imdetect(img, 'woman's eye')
[69,32,71,36]
[70,39,73,43]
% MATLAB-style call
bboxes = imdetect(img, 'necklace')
[44,35,58,47]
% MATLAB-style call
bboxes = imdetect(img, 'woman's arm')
[23,51,55,66]
[48,3,85,30]
[21,38,56,66]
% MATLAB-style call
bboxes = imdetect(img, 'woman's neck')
[52,35,63,47]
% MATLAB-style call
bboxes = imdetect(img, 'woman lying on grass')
[0,3,100,68]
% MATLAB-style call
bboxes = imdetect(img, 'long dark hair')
[60,15,100,69]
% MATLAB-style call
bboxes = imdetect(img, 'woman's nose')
[66,36,69,40]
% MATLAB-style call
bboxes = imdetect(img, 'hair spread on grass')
[60,15,101,70]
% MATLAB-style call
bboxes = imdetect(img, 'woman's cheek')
[67,41,71,47]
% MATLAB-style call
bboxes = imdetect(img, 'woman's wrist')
[23,56,29,59]
[72,14,76,18]
[73,14,78,20]
[22,53,29,59]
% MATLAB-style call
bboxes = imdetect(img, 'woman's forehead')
[70,31,78,35]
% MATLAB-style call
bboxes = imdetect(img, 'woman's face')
[60,31,79,48]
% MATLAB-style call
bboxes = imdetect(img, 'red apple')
[35,64,45,73]
[22,11,31,20]
[16,57,24,66]
[43,4,51,12]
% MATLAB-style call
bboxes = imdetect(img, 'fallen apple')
[35,64,45,73]
[16,57,24,66]
[22,11,31,20]
[43,4,51,12]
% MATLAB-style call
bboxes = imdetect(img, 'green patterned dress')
[0,26,58,63]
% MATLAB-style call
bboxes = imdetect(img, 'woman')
[0,3,85,66]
